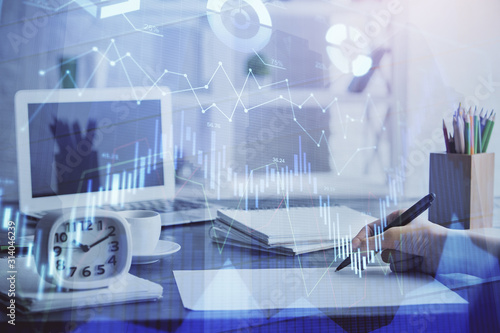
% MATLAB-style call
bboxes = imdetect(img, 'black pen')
[335,193,436,272]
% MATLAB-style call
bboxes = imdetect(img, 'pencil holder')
[429,152,495,229]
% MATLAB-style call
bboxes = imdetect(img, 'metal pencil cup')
[429,152,495,229]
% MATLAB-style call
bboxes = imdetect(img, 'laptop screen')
[27,99,164,198]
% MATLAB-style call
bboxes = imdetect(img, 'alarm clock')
[34,208,132,289]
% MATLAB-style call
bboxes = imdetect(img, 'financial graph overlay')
[27,99,165,201]
[37,39,383,176]
[18,0,401,297]
[28,35,404,284]
[78,120,164,206]
[0,0,464,321]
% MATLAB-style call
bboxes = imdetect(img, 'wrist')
[432,227,469,275]
[441,228,499,278]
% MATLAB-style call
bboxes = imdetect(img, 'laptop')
[15,87,219,225]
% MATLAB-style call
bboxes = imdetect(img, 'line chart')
[121,14,164,37]
[253,49,286,70]
[37,39,386,177]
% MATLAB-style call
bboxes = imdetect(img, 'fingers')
[381,249,418,263]
[348,208,437,274]
[385,209,406,225]
[355,227,401,254]
[382,249,423,272]
[353,220,377,239]
[379,227,404,250]
[351,210,412,254]
[352,216,391,249]
[352,210,404,246]
[390,256,423,273]
[352,222,377,249]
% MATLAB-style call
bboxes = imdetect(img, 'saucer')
[132,240,181,265]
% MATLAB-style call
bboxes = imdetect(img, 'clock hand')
[87,230,114,250]
[59,246,87,251]
[71,239,90,252]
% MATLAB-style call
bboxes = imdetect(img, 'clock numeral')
[64,222,75,232]
[56,259,66,271]
[69,266,77,277]
[96,265,105,275]
[64,220,94,232]
[97,220,103,231]
[109,241,119,252]
[82,266,91,277]
[108,255,117,266]
[53,246,62,257]
[107,226,116,236]
[55,232,68,243]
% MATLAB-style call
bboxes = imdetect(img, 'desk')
[1,199,500,332]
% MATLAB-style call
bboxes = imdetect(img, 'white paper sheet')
[173,266,467,311]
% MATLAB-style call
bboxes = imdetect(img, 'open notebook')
[210,205,377,255]
[0,256,162,313]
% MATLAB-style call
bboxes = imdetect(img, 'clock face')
[49,216,128,283]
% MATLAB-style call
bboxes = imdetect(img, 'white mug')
[118,210,161,256]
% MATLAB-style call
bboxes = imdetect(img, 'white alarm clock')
[34,208,132,289]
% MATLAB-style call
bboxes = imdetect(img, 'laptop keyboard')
[28,199,206,220]
[102,199,205,213]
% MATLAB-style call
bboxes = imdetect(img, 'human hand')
[351,210,450,275]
